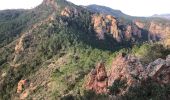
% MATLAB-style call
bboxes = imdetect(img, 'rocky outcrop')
[91,14,120,41]
[149,22,167,41]
[17,79,37,99]
[134,20,145,29]
[134,21,170,41]
[147,56,170,84]
[61,7,78,17]
[164,38,170,48]
[85,54,170,94]
[124,24,142,41]
[17,79,29,93]
[85,62,108,93]
[108,54,145,89]
[91,14,144,42]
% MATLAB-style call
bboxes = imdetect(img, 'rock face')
[134,20,145,29]
[85,54,170,94]
[149,22,168,41]
[91,14,144,42]
[135,20,170,42]
[17,79,37,99]
[85,62,108,93]
[147,56,170,84]
[108,54,145,88]
[164,38,170,48]
[91,13,170,44]
[61,7,78,17]
[17,79,29,94]
[124,25,142,40]
[91,14,119,41]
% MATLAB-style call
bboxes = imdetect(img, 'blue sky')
[0,0,169,17]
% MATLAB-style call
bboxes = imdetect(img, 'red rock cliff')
[85,54,170,94]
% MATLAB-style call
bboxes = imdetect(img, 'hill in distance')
[152,14,170,20]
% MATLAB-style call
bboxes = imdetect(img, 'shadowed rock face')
[85,53,170,94]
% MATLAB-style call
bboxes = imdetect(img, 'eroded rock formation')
[91,14,119,41]
[134,20,145,29]
[149,22,168,41]
[123,24,142,42]
[17,79,37,99]
[147,56,170,84]
[17,79,29,93]
[85,53,170,94]
[61,7,78,17]
[91,14,144,42]
[108,53,145,88]
[85,62,108,93]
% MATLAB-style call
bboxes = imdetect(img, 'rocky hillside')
[0,0,169,99]
[85,53,170,99]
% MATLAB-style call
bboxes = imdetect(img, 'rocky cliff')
[85,53,170,95]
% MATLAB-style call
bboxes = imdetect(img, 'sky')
[0,0,170,17]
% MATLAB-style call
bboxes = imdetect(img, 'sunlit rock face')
[85,54,170,94]
[91,14,120,41]
[134,20,145,29]
[17,79,37,99]
[146,56,170,84]
[149,22,169,41]
[85,62,108,94]
[134,20,170,42]
[61,7,78,17]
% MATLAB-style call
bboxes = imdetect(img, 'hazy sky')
[0,0,169,17]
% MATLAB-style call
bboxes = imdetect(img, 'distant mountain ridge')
[86,4,130,18]
[152,14,170,20]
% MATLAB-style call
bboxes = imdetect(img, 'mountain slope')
[0,0,169,99]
